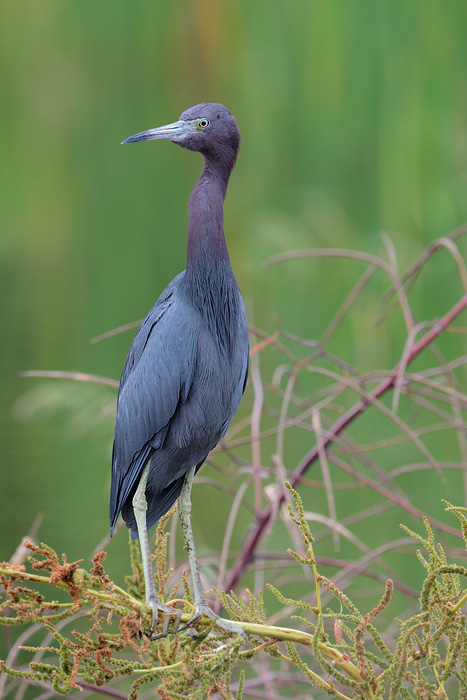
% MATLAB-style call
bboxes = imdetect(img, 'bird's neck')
[186,158,231,270]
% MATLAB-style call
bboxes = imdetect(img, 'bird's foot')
[178,603,246,640]
[145,598,183,640]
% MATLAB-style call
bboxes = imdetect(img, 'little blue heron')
[110,104,249,639]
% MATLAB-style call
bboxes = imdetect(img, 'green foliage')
[0,514,246,699]
[2,496,467,698]
[3,1,467,569]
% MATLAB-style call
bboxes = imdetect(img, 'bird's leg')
[177,466,245,639]
[133,463,181,638]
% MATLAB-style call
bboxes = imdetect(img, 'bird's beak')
[121,120,196,144]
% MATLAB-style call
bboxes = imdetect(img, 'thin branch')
[18,371,119,389]
[320,262,379,346]
[381,232,414,335]
[327,454,459,537]
[376,226,467,325]
[392,321,431,413]
[223,293,467,593]
[250,331,265,513]
[90,320,142,344]
[217,478,251,590]
[267,248,391,276]
[311,411,338,549]
[7,673,130,699]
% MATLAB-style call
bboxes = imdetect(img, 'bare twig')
[223,294,467,593]
[250,331,265,514]
[18,370,119,389]
[90,320,143,344]
[311,411,338,549]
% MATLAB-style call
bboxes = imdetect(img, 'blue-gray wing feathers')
[110,270,248,537]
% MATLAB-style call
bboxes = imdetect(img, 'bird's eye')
[198,119,210,128]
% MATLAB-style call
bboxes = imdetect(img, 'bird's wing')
[118,271,185,389]
[110,272,197,530]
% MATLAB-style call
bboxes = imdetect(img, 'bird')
[110,103,249,639]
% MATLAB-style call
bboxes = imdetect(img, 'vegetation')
[2,492,467,698]
[2,231,467,698]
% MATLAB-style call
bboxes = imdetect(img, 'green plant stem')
[451,590,467,615]
[309,543,322,615]
[132,661,183,673]
[433,664,448,699]
[112,584,140,602]
[276,651,353,700]
[237,620,358,678]
[0,567,139,611]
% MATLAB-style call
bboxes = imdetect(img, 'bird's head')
[122,103,241,169]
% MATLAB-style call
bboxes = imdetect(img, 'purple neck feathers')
[186,156,233,269]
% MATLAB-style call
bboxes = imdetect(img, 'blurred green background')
[1,0,467,647]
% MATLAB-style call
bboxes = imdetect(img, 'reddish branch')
[224,294,467,594]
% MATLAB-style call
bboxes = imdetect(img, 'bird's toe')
[145,598,182,640]
[178,603,245,639]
